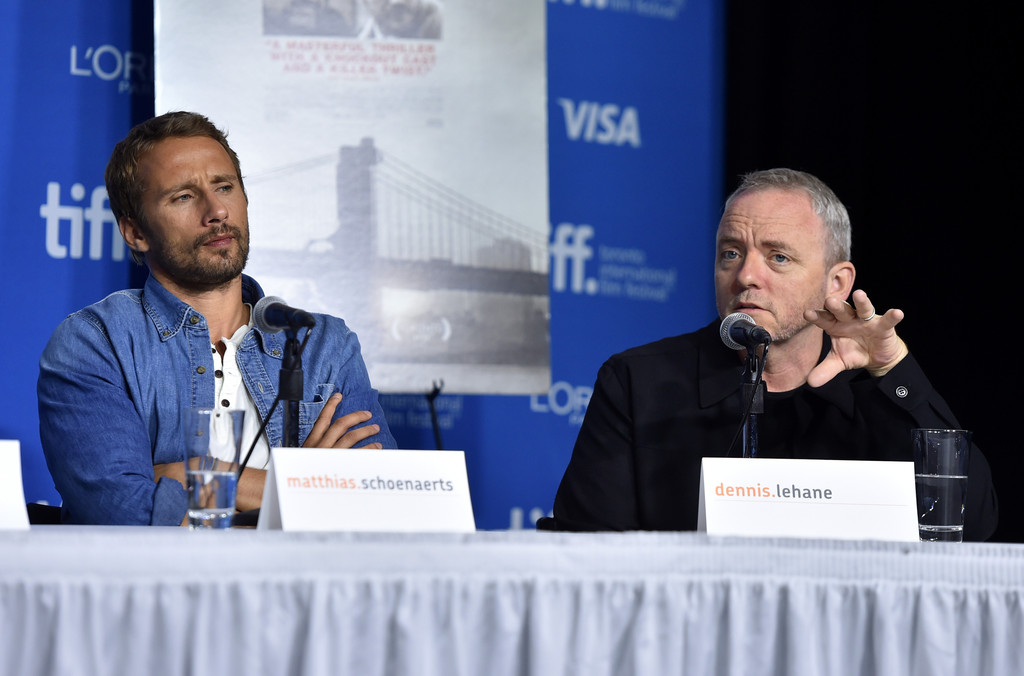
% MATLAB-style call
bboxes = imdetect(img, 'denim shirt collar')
[140,273,285,356]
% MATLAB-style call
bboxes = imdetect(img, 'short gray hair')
[724,168,851,265]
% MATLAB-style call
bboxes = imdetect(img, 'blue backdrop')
[1,0,722,529]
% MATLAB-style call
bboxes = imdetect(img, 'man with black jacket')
[544,168,997,540]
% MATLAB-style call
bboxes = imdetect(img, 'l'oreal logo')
[69,44,151,94]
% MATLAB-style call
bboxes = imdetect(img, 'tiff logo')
[40,182,125,261]
[550,223,597,294]
[70,44,151,94]
[557,99,642,147]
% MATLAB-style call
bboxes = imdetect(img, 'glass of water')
[184,408,245,529]
[912,428,971,542]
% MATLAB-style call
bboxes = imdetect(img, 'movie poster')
[156,0,549,394]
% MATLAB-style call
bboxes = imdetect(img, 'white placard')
[258,448,475,532]
[0,441,30,530]
[697,457,918,542]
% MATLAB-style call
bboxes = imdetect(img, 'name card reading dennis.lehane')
[698,457,917,542]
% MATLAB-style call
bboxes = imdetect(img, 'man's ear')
[118,216,149,256]
[828,261,856,301]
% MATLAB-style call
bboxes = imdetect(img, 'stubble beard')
[738,303,812,345]
[765,312,814,344]
[725,280,830,346]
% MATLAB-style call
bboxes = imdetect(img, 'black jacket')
[546,321,998,541]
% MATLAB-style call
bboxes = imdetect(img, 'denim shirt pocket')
[297,383,338,442]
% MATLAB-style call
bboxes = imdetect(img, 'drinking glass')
[912,428,971,542]
[184,408,245,529]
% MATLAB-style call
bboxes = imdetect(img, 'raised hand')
[804,289,909,387]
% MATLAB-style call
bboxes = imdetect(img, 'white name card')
[258,448,476,532]
[697,457,918,542]
[0,440,30,530]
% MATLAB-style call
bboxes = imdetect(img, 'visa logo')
[557,99,641,147]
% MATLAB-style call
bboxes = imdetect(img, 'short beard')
[722,279,830,345]
[144,223,249,293]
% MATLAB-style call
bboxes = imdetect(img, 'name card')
[258,448,476,532]
[697,457,918,542]
[0,441,30,530]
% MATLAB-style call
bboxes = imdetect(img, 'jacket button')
[272,349,281,356]
[895,385,909,398]
[196,366,207,374]
[190,315,200,325]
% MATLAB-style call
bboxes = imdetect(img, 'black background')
[725,3,1020,541]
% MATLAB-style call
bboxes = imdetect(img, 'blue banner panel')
[0,1,152,505]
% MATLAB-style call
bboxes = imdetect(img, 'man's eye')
[174,194,192,202]
[772,253,789,264]
[721,250,739,261]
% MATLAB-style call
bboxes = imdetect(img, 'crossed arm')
[153,393,382,514]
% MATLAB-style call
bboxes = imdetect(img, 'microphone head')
[253,295,286,333]
[720,312,756,351]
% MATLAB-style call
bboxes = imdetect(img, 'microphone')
[253,296,316,333]
[720,312,772,351]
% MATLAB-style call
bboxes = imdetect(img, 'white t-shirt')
[211,310,271,469]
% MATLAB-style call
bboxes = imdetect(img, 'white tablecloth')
[1,529,1022,676]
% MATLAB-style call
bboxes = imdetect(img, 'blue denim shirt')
[38,274,396,525]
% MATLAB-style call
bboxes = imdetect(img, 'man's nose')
[737,255,764,288]
[202,192,229,224]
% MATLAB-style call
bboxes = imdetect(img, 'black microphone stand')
[741,345,766,458]
[426,379,444,450]
[279,327,305,447]
[233,321,310,527]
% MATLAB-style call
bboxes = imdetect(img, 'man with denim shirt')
[38,111,396,525]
